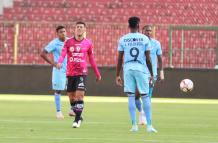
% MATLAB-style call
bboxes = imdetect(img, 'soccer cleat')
[146,125,158,133]
[56,111,64,119]
[72,119,82,128]
[72,121,78,128]
[68,109,76,116]
[138,111,147,125]
[129,125,138,132]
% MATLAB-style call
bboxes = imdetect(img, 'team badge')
[76,46,81,52]
[70,46,74,52]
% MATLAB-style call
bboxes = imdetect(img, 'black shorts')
[67,75,87,92]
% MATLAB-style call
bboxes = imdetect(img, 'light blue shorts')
[52,68,67,91]
[124,70,150,94]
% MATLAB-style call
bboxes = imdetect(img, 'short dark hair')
[128,17,140,29]
[56,25,65,32]
[76,21,86,27]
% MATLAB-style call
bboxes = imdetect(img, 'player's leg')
[52,70,65,119]
[135,90,142,112]
[124,70,138,131]
[67,76,77,117]
[68,92,76,116]
[135,71,157,133]
[72,90,84,128]
[71,75,86,128]
[54,90,64,119]
[135,90,147,125]
[148,77,157,98]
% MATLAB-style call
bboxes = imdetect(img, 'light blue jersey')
[118,32,151,74]
[150,38,162,77]
[118,32,151,94]
[45,38,67,90]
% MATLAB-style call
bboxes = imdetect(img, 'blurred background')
[0,0,218,98]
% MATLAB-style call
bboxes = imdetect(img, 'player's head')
[56,25,66,41]
[128,16,140,32]
[142,25,152,38]
[75,21,86,38]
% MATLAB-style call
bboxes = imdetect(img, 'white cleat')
[56,111,64,119]
[72,120,82,128]
[68,109,75,116]
[138,111,147,125]
[147,125,158,133]
[130,125,138,132]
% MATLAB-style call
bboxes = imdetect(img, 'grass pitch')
[0,94,218,143]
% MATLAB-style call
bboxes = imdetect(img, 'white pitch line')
[0,95,218,104]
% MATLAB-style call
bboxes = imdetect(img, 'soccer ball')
[180,79,194,92]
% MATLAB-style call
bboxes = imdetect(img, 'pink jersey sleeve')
[88,43,101,78]
[58,41,67,64]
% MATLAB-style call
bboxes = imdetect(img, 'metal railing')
[0,21,217,69]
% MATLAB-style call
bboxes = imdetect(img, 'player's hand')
[56,63,62,69]
[149,76,154,87]
[158,70,164,82]
[96,75,101,82]
[116,76,123,86]
[52,62,57,67]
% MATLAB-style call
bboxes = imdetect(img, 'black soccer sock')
[70,101,76,110]
[73,100,84,122]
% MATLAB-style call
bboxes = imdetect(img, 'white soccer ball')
[180,79,194,92]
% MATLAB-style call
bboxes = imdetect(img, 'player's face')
[75,24,86,37]
[143,26,152,38]
[57,28,66,40]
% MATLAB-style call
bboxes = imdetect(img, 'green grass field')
[0,94,218,143]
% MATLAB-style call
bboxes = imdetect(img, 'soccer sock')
[141,95,152,126]
[127,93,137,125]
[54,93,61,112]
[135,98,142,112]
[70,100,76,110]
[149,86,154,98]
[73,100,84,122]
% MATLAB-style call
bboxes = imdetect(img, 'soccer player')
[116,16,157,132]
[40,25,68,119]
[135,25,164,125]
[56,21,101,128]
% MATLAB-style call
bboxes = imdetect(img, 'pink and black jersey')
[58,37,100,78]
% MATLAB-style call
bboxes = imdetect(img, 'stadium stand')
[0,0,217,68]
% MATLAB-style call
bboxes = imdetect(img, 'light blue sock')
[149,86,154,98]
[54,93,61,112]
[128,94,137,125]
[141,95,152,125]
[135,98,142,112]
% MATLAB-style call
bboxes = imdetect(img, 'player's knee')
[75,91,84,100]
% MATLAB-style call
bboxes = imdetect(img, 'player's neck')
[75,35,84,41]
[59,38,65,42]
[130,29,138,33]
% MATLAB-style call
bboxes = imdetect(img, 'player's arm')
[145,50,154,86]
[40,41,56,66]
[116,38,124,86]
[145,40,154,86]
[157,55,164,80]
[145,51,153,77]
[116,51,124,86]
[157,41,164,81]
[40,49,56,67]
[57,41,67,69]
[88,44,101,82]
